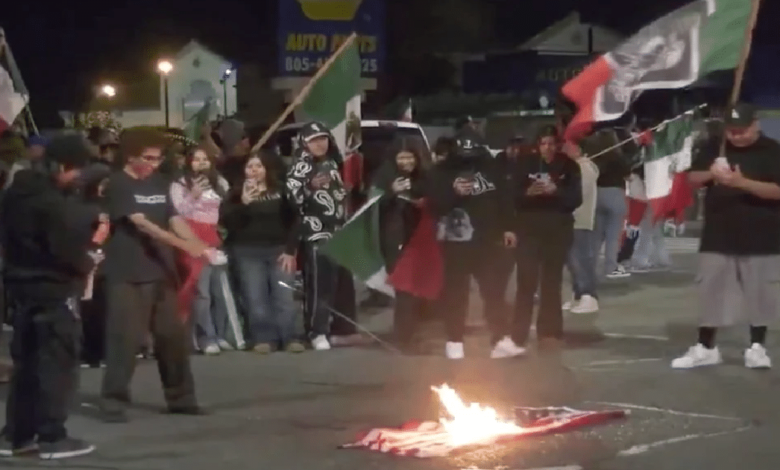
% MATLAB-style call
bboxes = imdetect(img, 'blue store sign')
[277,0,385,77]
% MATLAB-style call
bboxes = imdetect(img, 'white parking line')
[617,425,751,456]
[588,401,743,421]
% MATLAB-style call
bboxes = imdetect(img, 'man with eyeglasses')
[99,128,210,422]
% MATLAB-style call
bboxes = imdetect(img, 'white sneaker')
[311,335,331,351]
[217,339,234,351]
[571,295,599,314]
[562,300,574,310]
[445,342,465,360]
[490,336,526,359]
[203,344,221,356]
[745,343,772,369]
[606,265,631,279]
[671,344,722,369]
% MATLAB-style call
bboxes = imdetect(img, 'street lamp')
[157,59,173,127]
[99,84,116,98]
[220,68,233,117]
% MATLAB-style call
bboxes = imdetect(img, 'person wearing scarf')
[170,146,244,354]
[373,138,429,350]
[220,151,301,354]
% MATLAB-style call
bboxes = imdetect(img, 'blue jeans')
[567,229,598,299]
[193,264,245,349]
[232,245,297,345]
[593,187,627,275]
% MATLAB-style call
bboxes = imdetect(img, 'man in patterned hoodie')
[286,121,348,351]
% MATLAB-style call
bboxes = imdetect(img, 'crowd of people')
[1,100,779,459]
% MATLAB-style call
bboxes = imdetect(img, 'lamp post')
[157,59,173,128]
[220,68,232,117]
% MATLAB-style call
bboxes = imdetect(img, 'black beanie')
[45,133,92,169]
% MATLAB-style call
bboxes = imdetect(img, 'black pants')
[394,292,427,344]
[513,222,573,345]
[4,296,80,444]
[331,267,358,336]
[101,280,196,410]
[439,242,511,343]
[80,276,106,365]
[302,241,339,337]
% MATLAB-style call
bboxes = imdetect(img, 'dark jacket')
[427,149,512,245]
[285,131,348,243]
[1,170,94,300]
[512,152,582,229]
[373,161,427,270]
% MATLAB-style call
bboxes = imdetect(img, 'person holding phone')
[427,133,525,360]
[511,126,582,352]
[220,151,302,354]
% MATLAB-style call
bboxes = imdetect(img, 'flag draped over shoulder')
[302,39,363,193]
[0,39,27,134]
[643,116,695,221]
[184,100,212,143]
[321,189,443,300]
[562,0,753,141]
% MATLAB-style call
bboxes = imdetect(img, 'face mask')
[129,161,155,179]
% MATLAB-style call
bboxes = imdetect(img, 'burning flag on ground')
[0,30,27,134]
[341,384,627,458]
[562,0,754,141]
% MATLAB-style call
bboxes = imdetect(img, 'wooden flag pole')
[719,0,762,155]
[251,32,358,154]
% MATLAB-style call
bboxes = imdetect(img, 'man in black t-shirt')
[672,103,780,370]
[99,128,210,422]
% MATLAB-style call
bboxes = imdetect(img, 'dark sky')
[3,0,778,127]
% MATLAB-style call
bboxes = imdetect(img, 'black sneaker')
[0,436,37,458]
[166,405,208,416]
[38,438,95,460]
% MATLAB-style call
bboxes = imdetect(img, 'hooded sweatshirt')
[1,170,94,300]
[512,151,582,233]
[217,119,248,187]
[285,130,347,242]
[372,159,427,270]
[427,144,511,244]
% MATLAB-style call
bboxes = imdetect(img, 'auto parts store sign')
[278,0,385,77]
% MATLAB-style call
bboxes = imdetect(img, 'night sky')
[3,0,779,127]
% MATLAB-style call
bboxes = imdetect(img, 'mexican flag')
[321,189,444,300]
[301,38,363,193]
[643,116,695,221]
[184,100,212,143]
[0,39,27,133]
[562,0,755,141]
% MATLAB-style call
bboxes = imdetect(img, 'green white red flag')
[562,0,754,141]
[643,116,696,221]
[0,35,27,133]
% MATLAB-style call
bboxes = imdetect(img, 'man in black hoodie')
[0,134,97,459]
[286,122,349,351]
[427,133,526,360]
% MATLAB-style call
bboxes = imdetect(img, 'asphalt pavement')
[1,241,779,470]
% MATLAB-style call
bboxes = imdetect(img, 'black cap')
[725,102,758,127]
[45,134,92,169]
[299,121,330,142]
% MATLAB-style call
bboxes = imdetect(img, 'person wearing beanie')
[4,134,47,189]
[216,119,250,187]
[0,133,98,459]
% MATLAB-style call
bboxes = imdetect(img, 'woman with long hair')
[219,151,302,354]
[170,146,245,354]
[373,138,430,349]
[512,125,582,351]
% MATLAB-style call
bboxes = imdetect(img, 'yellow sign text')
[285,33,378,54]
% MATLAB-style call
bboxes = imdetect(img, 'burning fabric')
[341,384,627,458]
